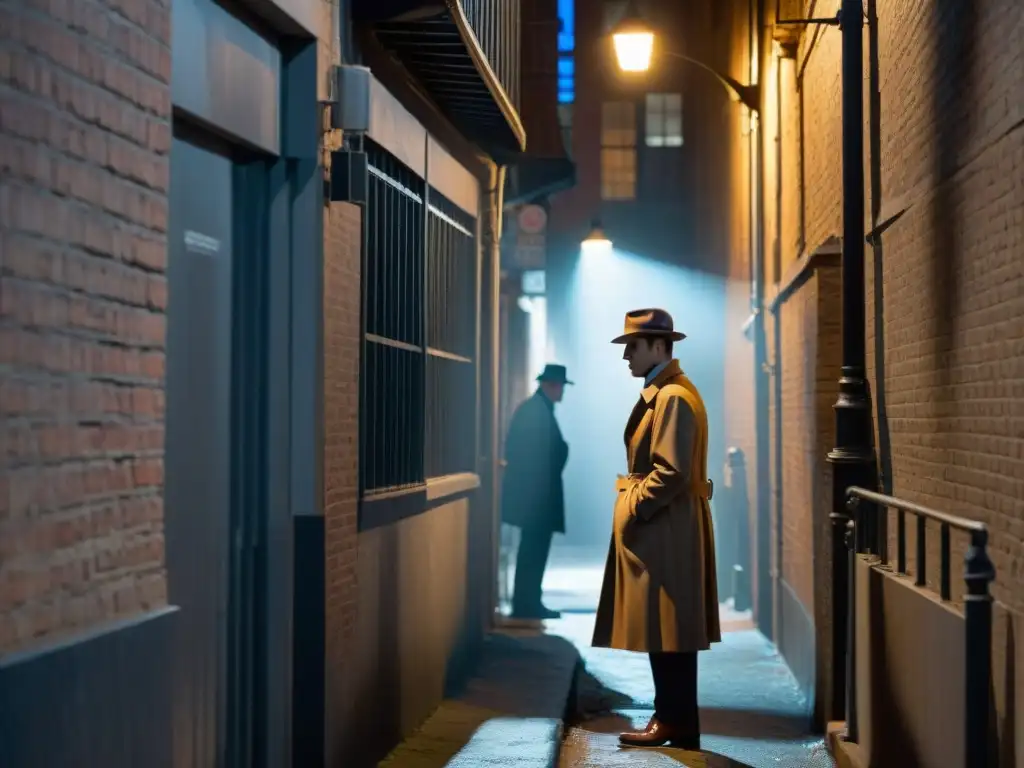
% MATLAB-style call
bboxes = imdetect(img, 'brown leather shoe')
[618,717,700,749]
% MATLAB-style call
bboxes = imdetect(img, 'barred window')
[360,141,478,496]
[425,192,477,478]
[362,143,426,494]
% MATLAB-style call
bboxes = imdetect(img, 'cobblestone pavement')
[541,559,833,768]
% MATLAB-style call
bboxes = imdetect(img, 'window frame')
[358,141,480,504]
[644,92,684,148]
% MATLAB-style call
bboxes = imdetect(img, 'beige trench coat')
[592,359,721,653]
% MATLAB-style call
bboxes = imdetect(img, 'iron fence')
[361,142,426,494]
[425,190,477,478]
[843,487,995,765]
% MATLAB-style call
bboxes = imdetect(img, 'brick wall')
[322,200,361,759]
[0,0,172,654]
[748,0,1024,730]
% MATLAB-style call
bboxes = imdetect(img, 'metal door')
[165,130,235,768]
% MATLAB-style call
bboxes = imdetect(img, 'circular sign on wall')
[517,204,547,235]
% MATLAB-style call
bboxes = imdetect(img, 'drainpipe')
[481,161,506,630]
[769,39,798,655]
[749,0,773,641]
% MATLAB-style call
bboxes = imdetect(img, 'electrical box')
[329,150,369,204]
[331,65,371,132]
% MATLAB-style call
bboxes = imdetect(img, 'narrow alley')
[548,561,832,768]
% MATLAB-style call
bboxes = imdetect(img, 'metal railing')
[843,487,996,765]
[460,0,521,111]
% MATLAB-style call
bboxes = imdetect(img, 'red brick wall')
[749,0,1024,730]
[322,200,361,760]
[0,0,171,654]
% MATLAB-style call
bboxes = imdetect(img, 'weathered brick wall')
[0,0,172,654]
[772,264,843,718]
[322,200,361,759]
[771,0,1024,731]
[777,278,818,612]
[862,0,1023,614]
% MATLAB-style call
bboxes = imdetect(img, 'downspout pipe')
[482,161,506,631]
[750,0,774,641]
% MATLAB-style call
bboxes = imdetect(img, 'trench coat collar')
[534,387,555,410]
[640,358,682,405]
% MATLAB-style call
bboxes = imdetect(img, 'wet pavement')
[540,556,833,768]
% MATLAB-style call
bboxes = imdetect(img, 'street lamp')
[611,11,654,72]
[581,219,612,252]
[609,1,760,113]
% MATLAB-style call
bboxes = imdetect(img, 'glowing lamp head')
[611,6,655,73]
[581,219,612,253]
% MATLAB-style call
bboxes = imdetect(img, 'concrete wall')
[331,500,471,763]
[852,557,968,768]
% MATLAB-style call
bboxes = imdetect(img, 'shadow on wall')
[330,498,478,767]
[865,0,894,498]
[555,247,729,550]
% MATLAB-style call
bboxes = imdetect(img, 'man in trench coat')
[592,308,721,750]
[501,364,572,620]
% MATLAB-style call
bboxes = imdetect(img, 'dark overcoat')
[501,390,568,534]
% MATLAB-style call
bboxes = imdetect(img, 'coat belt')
[615,474,714,501]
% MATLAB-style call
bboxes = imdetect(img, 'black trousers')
[512,526,553,613]
[650,651,700,734]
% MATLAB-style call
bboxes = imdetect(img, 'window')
[424,193,477,479]
[600,101,637,200]
[360,141,479,495]
[645,93,683,147]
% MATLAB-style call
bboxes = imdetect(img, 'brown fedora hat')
[611,308,686,344]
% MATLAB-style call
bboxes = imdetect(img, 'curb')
[380,631,582,768]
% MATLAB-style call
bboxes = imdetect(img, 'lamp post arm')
[663,50,761,113]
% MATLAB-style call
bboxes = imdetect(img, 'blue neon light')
[557,0,574,52]
[557,0,574,102]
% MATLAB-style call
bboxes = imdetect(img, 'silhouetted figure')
[501,364,571,620]
[593,309,721,752]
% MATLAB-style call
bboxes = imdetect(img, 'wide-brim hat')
[537,363,573,385]
[611,308,686,344]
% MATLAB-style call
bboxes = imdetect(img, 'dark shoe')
[619,717,700,749]
[510,605,562,620]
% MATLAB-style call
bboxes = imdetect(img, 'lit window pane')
[644,92,683,148]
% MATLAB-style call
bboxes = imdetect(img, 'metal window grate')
[425,190,478,478]
[361,141,426,494]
